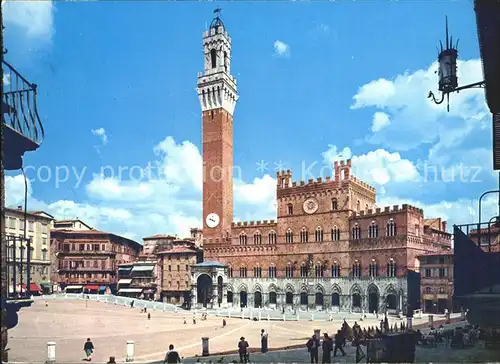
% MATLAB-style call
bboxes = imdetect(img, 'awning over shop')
[99,286,107,291]
[118,288,143,293]
[118,267,132,271]
[39,282,51,288]
[118,279,132,284]
[65,285,83,290]
[143,289,155,294]
[131,265,154,272]
[85,285,100,291]
[29,283,42,292]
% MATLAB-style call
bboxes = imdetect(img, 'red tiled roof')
[52,229,108,235]
[157,246,198,255]
[143,234,177,240]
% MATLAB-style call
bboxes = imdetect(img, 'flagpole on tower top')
[213,7,222,17]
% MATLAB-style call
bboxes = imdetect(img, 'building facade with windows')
[4,207,54,294]
[191,13,452,313]
[417,251,454,314]
[50,228,142,293]
[158,243,202,305]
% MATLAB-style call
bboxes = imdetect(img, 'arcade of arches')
[192,270,406,313]
[224,282,405,313]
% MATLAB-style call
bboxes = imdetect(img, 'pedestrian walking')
[321,333,333,363]
[106,356,117,364]
[333,330,346,357]
[238,337,249,363]
[306,335,320,363]
[83,338,95,361]
[261,329,268,353]
[164,344,181,363]
[222,319,226,328]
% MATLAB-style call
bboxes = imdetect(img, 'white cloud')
[322,145,420,186]
[2,0,54,41]
[371,112,391,132]
[351,59,489,153]
[91,127,108,145]
[273,40,290,58]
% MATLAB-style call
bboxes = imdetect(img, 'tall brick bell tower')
[197,11,238,250]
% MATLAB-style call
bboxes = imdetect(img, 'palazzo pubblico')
[191,14,452,314]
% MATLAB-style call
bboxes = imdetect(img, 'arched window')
[425,286,432,294]
[352,223,361,240]
[300,228,309,243]
[386,219,396,237]
[287,203,293,215]
[285,263,294,278]
[239,233,247,245]
[352,260,361,278]
[331,226,340,241]
[223,51,228,72]
[331,261,341,278]
[365,204,369,210]
[300,263,308,278]
[253,265,262,278]
[239,266,248,278]
[387,258,396,277]
[210,49,217,68]
[285,229,294,243]
[356,200,361,212]
[228,266,233,278]
[315,263,324,277]
[268,264,277,278]
[315,227,324,242]
[268,231,277,244]
[368,221,379,238]
[331,198,338,210]
[253,232,262,245]
[369,259,378,277]
[439,287,445,294]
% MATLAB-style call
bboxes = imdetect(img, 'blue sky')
[4,0,498,241]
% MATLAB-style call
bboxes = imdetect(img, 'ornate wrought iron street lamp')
[428,17,486,111]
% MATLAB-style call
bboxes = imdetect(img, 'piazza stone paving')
[6,295,498,363]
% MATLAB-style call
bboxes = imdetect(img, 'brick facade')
[193,14,451,313]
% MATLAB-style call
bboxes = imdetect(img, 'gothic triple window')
[368,221,379,238]
[352,224,361,240]
[268,265,277,278]
[315,263,324,278]
[369,259,378,277]
[315,227,324,242]
[387,258,397,277]
[268,231,277,244]
[254,232,262,245]
[253,266,262,278]
[300,263,308,278]
[239,233,248,245]
[386,219,397,236]
[300,228,309,243]
[331,226,340,241]
[285,263,294,278]
[331,262,341,278]
[239,266,248,278]
[352,260,361,278]
[285,229,294,243]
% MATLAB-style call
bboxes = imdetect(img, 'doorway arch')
[254,291,262,308]
[286,291,294,305]
[240,290,248,307]
[368,284,379,313]
[315,292,324,306]
[197,274,213,307]
[331,292,340,307]
[269,291,277,305]
[300,292,308,306]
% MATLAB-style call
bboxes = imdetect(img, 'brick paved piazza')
[8,298,499,363]
[8,298,429,363]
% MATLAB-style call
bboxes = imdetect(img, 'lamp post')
[428,16,485,112]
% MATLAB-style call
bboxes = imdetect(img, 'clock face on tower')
[206,213,220,228]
